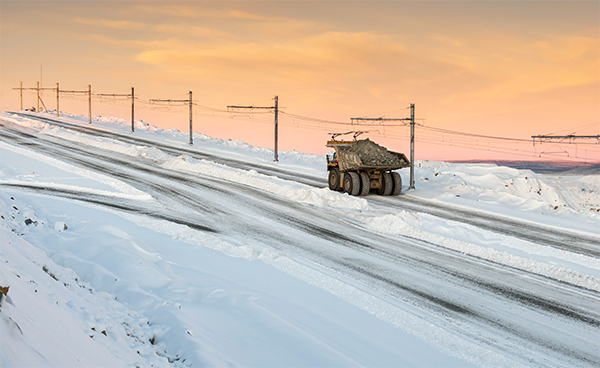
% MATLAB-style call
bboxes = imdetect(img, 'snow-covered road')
[10,112,599,258]
[1,112,599,367]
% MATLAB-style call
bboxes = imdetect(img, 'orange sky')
[1,1,599,161]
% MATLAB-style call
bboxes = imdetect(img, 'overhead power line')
[228,96,279,162]
[421,126,531,142]
[13,82,599,162]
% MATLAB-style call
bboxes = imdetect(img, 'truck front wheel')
[328,168,341,191]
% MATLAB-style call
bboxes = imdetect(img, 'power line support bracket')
[228,96,279,162]
[350,103,416,190]
[149,94,194,145]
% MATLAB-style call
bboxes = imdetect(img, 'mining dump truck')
[327,136,410,196]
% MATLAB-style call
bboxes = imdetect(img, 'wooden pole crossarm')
[14,87,57,91]
[150,99,189,103]
[227,105,275,111]
[532,135,600,140]
[96,93,131,97]
[351,117,411,123]
[532,135,600,145]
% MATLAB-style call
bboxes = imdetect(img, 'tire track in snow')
[8,112,600,260]
[2,115,600,366]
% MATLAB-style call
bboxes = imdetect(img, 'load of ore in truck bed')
[344,139,405,166]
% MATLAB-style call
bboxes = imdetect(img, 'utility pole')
[189,91,193,146]
[88,85,92,124]
[149,93,194,145]
[56,82,59,117]
[274,96,279,162]
[131,87,135,133]
[351,103,417,190]
[19,81,23,110]
[37,81,40,112]
[409,103,415,189]
[228,95,279,162]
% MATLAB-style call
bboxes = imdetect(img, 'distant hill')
[448,160,600,175]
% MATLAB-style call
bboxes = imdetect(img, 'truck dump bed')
[327,139,409,172]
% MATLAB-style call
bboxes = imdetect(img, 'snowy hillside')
[1,111,599,367]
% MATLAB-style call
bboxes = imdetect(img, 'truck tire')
[344,172,361,196]
[377,172,393,196]
[328,168,340,191]
[359,172,370,196]
[391,172,402,196]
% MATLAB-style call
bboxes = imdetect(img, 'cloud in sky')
[135,32,406,83]
[1,1,597,159]
[134,4,273,21]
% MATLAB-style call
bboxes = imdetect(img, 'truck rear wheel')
[377,172,393,196]
[391,172,402,196]
[328,168,340,191]
[344,172,361,196]
[359,172,370,196]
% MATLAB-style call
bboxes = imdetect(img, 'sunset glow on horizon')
[1,1,599,161]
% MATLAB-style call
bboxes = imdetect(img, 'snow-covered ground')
[1,111,599,367]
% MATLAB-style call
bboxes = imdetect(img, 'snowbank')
[162,155,368,211]
[2,110,599,367]
[363,211,600,291]
[0,197,180,368]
